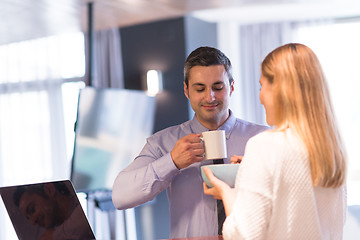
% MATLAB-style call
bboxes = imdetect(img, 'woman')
[203,43,347,239]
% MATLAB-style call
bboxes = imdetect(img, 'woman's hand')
[203,166,237,216]
[230,155,243,164]
[203,167,231,200]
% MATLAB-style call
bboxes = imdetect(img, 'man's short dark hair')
[13,182,71,207]
[184,46,233,87]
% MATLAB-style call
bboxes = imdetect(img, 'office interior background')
[0,0,360,239]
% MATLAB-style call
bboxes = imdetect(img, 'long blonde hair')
[261,43,346,188]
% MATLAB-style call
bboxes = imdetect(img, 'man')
[13,182,95,240]
[112,46,268,238]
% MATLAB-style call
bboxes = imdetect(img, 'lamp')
[146,70,163,96]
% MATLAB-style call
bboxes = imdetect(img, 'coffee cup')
[201,130,227,160]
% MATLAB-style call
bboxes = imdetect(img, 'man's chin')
[201,110,218,118]
[200,109,230,122]
[198,113,221,123]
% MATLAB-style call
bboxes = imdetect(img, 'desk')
[162,236,223,240]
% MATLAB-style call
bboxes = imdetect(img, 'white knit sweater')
[223,129,347,240]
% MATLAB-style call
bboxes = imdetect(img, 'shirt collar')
[189,110,236,139]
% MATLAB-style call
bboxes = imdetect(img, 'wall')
[120,17,188,133]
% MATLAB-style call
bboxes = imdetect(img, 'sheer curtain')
[0,28,124,183]
[83,27,132,240]
[0,33,85,239]
[238,22,295,125]
[0,28,126,239]
[219,22,295,125]
[87,28,124,88]
[0,34,85,186]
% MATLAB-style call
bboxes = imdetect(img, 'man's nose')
[205,89,215,102]
[27,214,37,225]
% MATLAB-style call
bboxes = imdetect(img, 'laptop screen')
[0,180,95,240]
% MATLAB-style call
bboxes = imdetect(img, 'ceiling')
[1,0,359,45]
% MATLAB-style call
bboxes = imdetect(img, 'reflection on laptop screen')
[0,180,95,240]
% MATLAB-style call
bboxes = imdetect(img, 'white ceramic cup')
[201,130,227,160]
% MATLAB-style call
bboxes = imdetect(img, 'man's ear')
[43,183,56,197]
[184,82,190,99]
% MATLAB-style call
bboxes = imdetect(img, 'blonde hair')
[261,43,346,188]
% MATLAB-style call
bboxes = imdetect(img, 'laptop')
[0,180,96,240]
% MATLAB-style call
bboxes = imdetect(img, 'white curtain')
[83,28,130,240]
[238,22,296,125]
[219,22,296,125]
[0,33,85,239]
[0,35,86,186]
[0,28,125,239]
[89,28,124,88]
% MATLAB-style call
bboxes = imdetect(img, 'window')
[0,32,85,239]
[296,20,360,205]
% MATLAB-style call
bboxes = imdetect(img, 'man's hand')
[171,133,204,169]
[230,155,243,164]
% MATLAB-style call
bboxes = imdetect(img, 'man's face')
[19,192,57,229]
[184,65,234,129]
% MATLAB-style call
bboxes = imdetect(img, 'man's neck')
[197,111,231,130]
[205,122,222,130]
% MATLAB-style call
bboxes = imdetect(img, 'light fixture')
[146,70,163,96]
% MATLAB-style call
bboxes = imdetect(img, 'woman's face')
[259,74,276,126]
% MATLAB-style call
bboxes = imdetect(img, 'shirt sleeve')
[112,138,180,209]
[222,133,274,240]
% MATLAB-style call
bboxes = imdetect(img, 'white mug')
[201,130,227,160]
